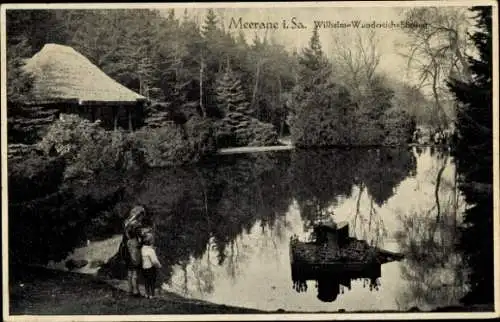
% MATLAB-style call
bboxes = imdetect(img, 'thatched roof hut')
[21,44,147,130]
[23,43,146,104]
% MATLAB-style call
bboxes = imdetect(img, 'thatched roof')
[22,44,146,105]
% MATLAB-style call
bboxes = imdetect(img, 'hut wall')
[32,102,145,131]
[84,105,117,130]
[115,106,129,130]
[113,103,144,131]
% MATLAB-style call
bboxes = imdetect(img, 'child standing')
[141,233,162,299]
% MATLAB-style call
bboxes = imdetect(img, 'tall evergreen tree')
[200,9,228,117]
[217,68,253,117]
[202,9,218,37]
[6,37,32,103]
[6,36,58,144]
[447,6,493,305]
[215,67,277,147]
[166,8,175,22]
[215,68,253,147]
[289,27,355,146]
[297,26,331,87]
[6,10,68,55]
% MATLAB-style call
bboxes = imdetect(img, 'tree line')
[6,8,446,148]
[6,9,294,148]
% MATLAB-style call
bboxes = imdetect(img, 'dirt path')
[217,144,294,155]
[8,265,262,315]
[8,235,264,316]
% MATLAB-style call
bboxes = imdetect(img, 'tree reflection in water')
[292,148,417,235]
[351,191,388,248]
[394,150,468,311]
[288,148,416,302]
[138,148,416,299]
[103,147,474,309]
[126,151,294,297]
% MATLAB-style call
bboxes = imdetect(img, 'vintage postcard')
[1,1,498,321]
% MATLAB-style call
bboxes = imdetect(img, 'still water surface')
[120,147,469,312]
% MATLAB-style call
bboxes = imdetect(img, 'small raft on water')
[289,222,404,302]
[289,221,404,302]
[290,222,404,272]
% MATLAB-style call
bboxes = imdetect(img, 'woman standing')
[125,228,142,297]
[123,205,146,297]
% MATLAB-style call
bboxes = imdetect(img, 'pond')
[103,146,468,312]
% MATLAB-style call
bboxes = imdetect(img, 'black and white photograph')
[1,1,498,320]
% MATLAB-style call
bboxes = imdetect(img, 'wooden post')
[128,105,133,131]
[138,102,144,128]
[72,102,79,114]
[113,106,118,131]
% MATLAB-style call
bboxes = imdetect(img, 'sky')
[162,5,475,89]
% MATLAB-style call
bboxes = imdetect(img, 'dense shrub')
[8,153,127,265]
[382,109,416,146]
[132,117,216,167]
[8,152,66,202]
[185,116,217,160]
[9,184,125,265]
[215,115,278,148]
[214,114,246,147]
[289,82,356,147]
[38,113,218,174]
[132,123,193,167]
[38,114,142,178]
[8,104,58,144]
[248,119,279,146]
[290,87,415,147]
